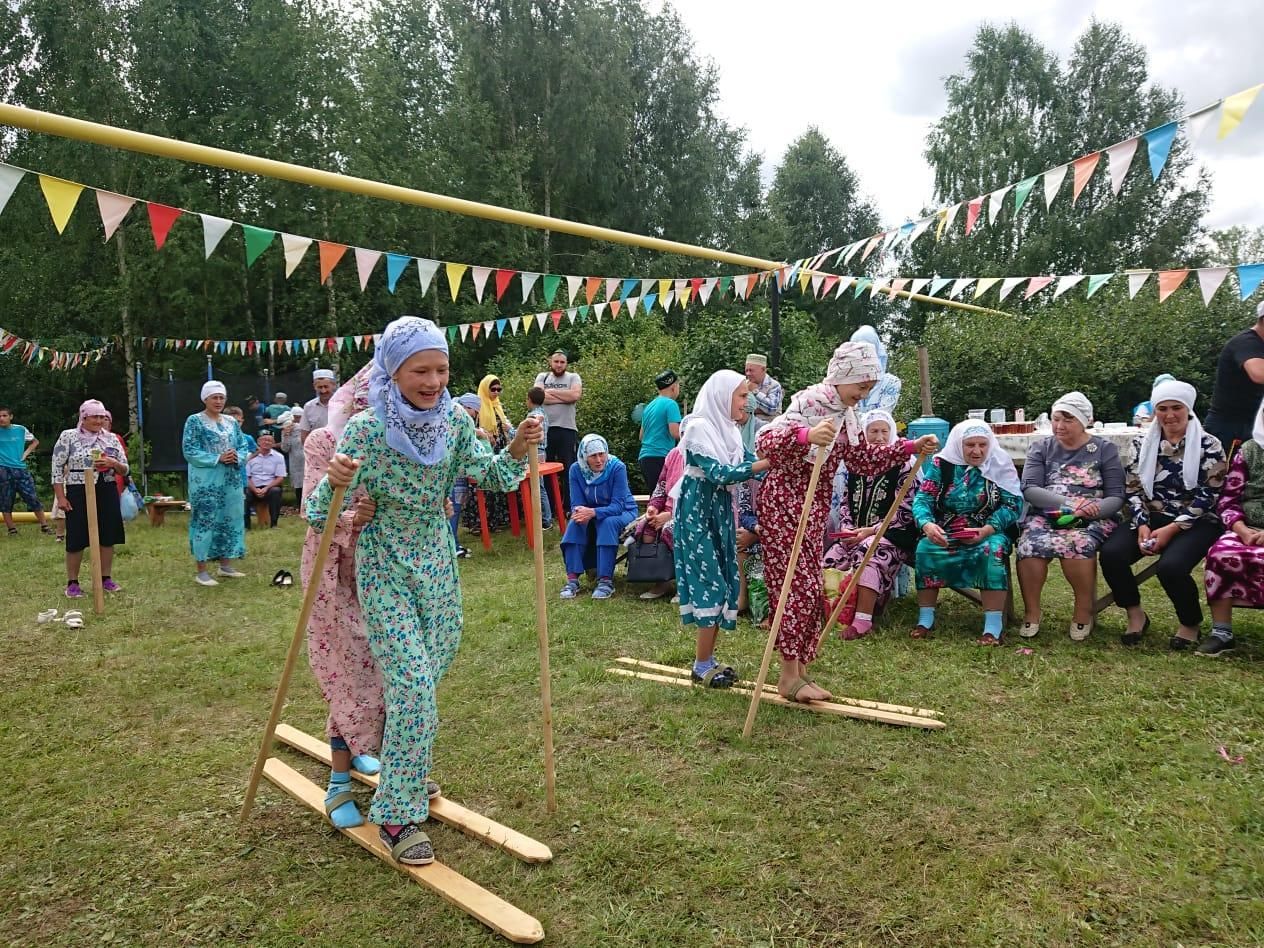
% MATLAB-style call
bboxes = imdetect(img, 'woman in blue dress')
[558,434,639,600]
[182,380,249,586]
[851,325,902,415]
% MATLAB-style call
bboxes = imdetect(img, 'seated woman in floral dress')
[822,410,920,639]
[1015,392,1126,642]
[1200,398,1264,657]
[911,420,1023,645]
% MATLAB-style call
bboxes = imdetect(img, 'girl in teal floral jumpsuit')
[308,316,541,866]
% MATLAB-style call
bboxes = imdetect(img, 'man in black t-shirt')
[1205,300,1264,452]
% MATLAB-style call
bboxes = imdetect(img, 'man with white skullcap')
[299,368,339,443]
[744,353,783,431]
[1205,300,1264,451]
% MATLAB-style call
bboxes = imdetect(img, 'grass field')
[2,512,1262,947]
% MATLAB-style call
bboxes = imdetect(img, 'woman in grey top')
[1016,392,1126,641]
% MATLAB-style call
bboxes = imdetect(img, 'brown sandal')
[779,677,814,704]
[910,625,933,639]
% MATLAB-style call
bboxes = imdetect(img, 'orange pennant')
[1157,269,1190,302]
[1071,153,1100,204]
[585,276,601,305]
[318,242,348,284]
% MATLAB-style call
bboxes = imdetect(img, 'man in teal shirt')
[0,406,51,535]
[637,370,682,490]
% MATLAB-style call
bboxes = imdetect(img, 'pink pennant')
[146,203,182,250]
[1157,269,1190,302]
[1024,276,1054,299]
[95,191,136,242]
[965,196,984,236]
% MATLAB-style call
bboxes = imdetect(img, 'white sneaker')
[196,572,219,587]
[1019,620,1040,638]
[218,566,246,579]
[1069,620,1093,642]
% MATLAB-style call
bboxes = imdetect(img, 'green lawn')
[2,514,1262,946]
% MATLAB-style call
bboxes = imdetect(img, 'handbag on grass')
[626,527,674,584]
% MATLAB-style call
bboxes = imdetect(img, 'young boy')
[526,387,553,529]
[0,407,52,536]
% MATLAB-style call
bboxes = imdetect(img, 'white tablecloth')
[996,427,1142,466]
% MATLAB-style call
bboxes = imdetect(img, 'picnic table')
[147,499,190,526]
[995,425,1143,467]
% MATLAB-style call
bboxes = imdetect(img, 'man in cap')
[1204,300,1264,453]
[637,369,682,490]
[744,354,783,431]
[534,350,582,510]
[299,368,339,443]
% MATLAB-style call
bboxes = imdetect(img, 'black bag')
[625,529,675,583]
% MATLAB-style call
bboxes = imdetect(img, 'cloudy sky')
[654,0,1262,242]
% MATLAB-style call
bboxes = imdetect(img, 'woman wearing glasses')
[462,375,517,533]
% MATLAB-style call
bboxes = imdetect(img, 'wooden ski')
[607,664,945,731]
[262,757,544,944]
[614,657,943,719]
[274,723,552,864]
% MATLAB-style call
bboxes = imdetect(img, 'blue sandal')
[324,779,363,829]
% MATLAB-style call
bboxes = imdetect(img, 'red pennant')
[689,277,704,296]
[550,310,562,330]
[494,268,516,301]
[146,203,182,250]
[964,196,984,236]
[325,337,336,352]
[822,275,839,296]
[318,242,348,284]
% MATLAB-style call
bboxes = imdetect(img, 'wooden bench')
[146,500,189,526]
[949,550,1018,627]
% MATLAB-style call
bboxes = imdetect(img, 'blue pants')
[561,514,635,579]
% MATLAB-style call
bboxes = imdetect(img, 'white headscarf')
[860,408,897,444]
[1137,379,1203,496]
[938,420,1022,497]
[1253,397,1264,450]
[201,380,226,402]
[671,369,746,502]
[1051,391,1093,431]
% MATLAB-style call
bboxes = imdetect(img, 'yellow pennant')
[38,175,85,234]
[1219,83,1263,139]
[445,262,468,301]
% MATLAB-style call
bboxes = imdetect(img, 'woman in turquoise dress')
[309,316,541,867]
[182,381,249,586]
[673,369,769,687]
[911,420,1023,644]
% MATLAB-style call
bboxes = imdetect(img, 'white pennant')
[565,275,582,304]
[973,277,1001,299]
[834,277,851,299]
[941,202,961,236]
[641,278,655,297]
[482,320,494,336]
[0,164,24,216]
[281,234,312,278]
[662,290,676,310]
[509,316,522,334]
[869,279,888,298]
[520,271,540,302]
[948,277,974,300]
[1127,270,1152,298]
[594,302,606,322]
[459,323,470,342]
[908,278,930,297]
[605,277,619,302]
[1197,267,1229,305]
[1105,138,1140,195]
[909,216,934,244]
[998,277,1026,302]
[355,248,381,291]
[199,214,233,259]
[416,258,440,294]
[1053,274,1086,299]
[1043,164,1068,209]
[699,277,717,305]
[988,186,1012,225]
[534,312,547,330]
[96,191,136,242]
[1184,103,1218,149]
[567,307,577,324]
[881,229,900,253]
[810,273,825,297]
[471,266,492,303]
[841,241,863,265]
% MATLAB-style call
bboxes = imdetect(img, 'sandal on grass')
[690,665,737,688]
[324,782,364,829]
[37,608,59,624]
[909,625,933,639]
[779,677,816,704]
[380,824,434,865]
[63,611,84,629]
[977,633,1001,646]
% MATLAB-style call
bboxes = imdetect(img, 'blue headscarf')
[456,393,482,413]
[850,325,888,373]
[369,316,452,465]
[577,433,617,485]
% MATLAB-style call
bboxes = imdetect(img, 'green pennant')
[242,225,276,267]
[578,304,590,321]
[1085,273,1114,298]
[542,274,561,306]
[852,278,872,298]
[341,335,352,352]
[1013,176,1039,215]
[446,325,457,342]
[718,276,732,296]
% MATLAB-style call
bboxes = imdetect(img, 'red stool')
[472,461,567,551]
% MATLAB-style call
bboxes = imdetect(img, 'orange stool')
[472,461,567,551]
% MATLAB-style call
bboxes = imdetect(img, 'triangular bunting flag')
[860,234,883,261]
[0,164,23,216]
[965,196,984,236]
[318,242,348,285]
[242,225,275,267]
[446,262,468,300]
[679,287,693,307]
[973,277,1000,299]
[38,175,84,234]
[887,277,908,300]
[1237,263,1264,299]
[96,191,135,242]
[661,290,676,310]
[482,320,495,337]
[471,266,492,303]
[1157,269,1190,302]
[908,278,930,297]
[641,278,655,298]
[494,268,516,302]
[535,312,547,330]
[1013,176,1038,215]
[949,277,974,299]
[1105,138,1139,195]
[604,277,619,302]
[520,271,540,303]
[594,302,607,322]
[200,214,233,259]
[578,305,590,321]
[928,277,951,297]
[355,248,381,291]
[938,203,961,240]
[550,310,563,330]
[1024,276,1054,299]
[1043,164,1068,209]
[998,277,1026,302]
[1218,84,1262,139]
[823,275,840,297]
[909,217,934,244]
[416,258,440,294]
[585,276,601,304]
[1144,122,1179,181]
[988,186,1011,225]
[509,316,522,334]
[1127,270,1152,299]
[562,275,579,305]
[1071,153,1100,204]
[840,241,863,265]
[620,278,638,302]
[446,325,458,343]
[869,279,888,298]
[1184,103,1218,149]
[658,278,673,302]
[386,253,411,292]
[699,277,717,306]
[470,323,481,342]
[881,229,900,253]
[643,295,656,314]
[810,273,824,297]
[459,323,470,342]
[543,274,562,305]
[1196,267,1229,305]
[146,203,182,250]
[1085,273,1114,298]
[565,308,577,325]
[1053,274,1086,299]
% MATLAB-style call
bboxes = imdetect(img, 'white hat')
[291,406,303,417]
[201,380,226,401]
[313,368,337,381]
[274,392,287,402]
[277,411,294,426]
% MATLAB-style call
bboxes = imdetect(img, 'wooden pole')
[820,457,927,641]
[0,104,1020,320]
[741,448,828,739]
[917,346,933,417]
[527,451,557,813]
[240,484,348,823]
[83,455,105,615]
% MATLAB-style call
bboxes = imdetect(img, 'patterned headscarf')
[1051,391,1093,431]
[77,399,116,452]
[369,316,452,465]
[860,409,897,444]
[577,433,615,485]
[1138,379,1204,496]
[766,341,882,450]
[325,364,373,439]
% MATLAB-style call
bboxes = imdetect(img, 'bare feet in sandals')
[779,676,832,703]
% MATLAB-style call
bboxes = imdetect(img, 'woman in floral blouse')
[1100,379,1226,651]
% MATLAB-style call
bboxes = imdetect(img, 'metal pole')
[206,353,213,381]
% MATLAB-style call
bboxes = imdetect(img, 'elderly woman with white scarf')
[1015,391,1126,642]
[182,380,250,586]
[1100,378,1226,651]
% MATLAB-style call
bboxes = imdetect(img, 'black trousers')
[1099,516,1222,627]
[546,427,578,511]
[246,485,283,527]
[639,456,666,494]
[1204,413,1250,457]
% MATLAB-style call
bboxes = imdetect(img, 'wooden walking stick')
[527,449,557,813]
[240,483,348,823]
[742,447,829,739]
[84,453,106,615]
[820,457,927,641]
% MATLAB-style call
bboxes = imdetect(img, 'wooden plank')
[606,668,946,731]
[613,657,943,719]
[1093,561,1161,615]
[274,724,552,864]
[262,757,545,944]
